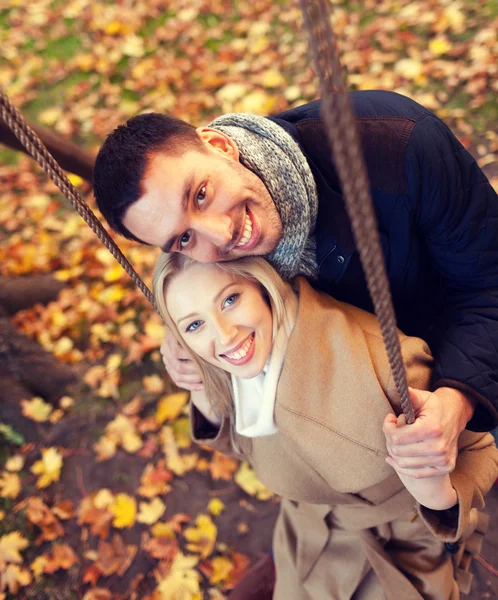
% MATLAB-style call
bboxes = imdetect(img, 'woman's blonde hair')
[152,253,293,416]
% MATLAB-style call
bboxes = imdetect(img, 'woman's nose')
[195,214,233,247]
[215,319,238,347]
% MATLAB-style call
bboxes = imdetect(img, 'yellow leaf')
[67,174,83,187]
[160,427,196,476]
[110,493,137,528]
[143,374,164,394]
[0,563,32,594]
[235,462,273,500]
[207,498,225,517]
[121,430,143,453]
[156,392,189,425]
[210,555,233,585]
[30,555,49,579]
[151,522,175,539]
[394,58,423,80]
[49,409,64,424]
[31,447,63,488]
[0,532,29,564]
[59,396,74,410]
[93,435,117,462]
[144,315,165,343]
[104,264,124,283]
[106,353,122,373]
[137,497,166,525]
[0,510,5,520]
[39,106,62,126]
[184,515,217,559]
[21,397,52,422]
[5,456,24,472]
[98,284,127,304]
[237,90,277,115]
[93,488,115,510]
[0,472,21,499]
[261,69,285,88]
[429,37,452,56]
[157,552,201,600]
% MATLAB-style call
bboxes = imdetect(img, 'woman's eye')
[197,186,207,207]
[223,294,239,308]
[179,231,192,249]
[186,320,202,333]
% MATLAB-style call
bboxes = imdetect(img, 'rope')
[0,88,157,311]
[299,0,414,422]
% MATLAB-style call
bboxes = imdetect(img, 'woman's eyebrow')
[161,171,196,253]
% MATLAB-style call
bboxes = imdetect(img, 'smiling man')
[94,87,498,516]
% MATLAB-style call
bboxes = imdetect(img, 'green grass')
[44,36,82,60]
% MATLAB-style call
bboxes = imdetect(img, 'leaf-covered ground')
[0,1,497,599]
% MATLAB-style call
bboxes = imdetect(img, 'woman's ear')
[196,127,240,161]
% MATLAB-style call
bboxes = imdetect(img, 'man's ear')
[196,127,239,161]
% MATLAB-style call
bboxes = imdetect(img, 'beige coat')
[191,278,498,599]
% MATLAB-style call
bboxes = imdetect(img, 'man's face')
[122,128,283,262]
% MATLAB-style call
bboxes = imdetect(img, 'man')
[94,90,498,593]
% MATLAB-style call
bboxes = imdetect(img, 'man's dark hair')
[93,112,203,242]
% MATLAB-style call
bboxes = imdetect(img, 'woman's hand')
[160,331,204,391]
[384,412,458,510]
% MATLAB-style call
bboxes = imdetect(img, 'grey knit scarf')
[208,113,318,280]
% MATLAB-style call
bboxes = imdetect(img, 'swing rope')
[0,89,157,311]
[0,0,413,422]
[300,0,414,423]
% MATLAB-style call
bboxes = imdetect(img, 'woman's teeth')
[225,335,253,360]
[236,214,253,247]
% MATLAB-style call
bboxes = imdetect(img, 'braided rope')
[300,0,414,422]
[0,88,157,311]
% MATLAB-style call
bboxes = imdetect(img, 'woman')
[152,253,498,600]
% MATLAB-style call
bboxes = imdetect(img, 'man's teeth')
[236,214,253,247]
[225,335,253,360]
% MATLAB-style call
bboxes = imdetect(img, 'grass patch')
[44,35,82,60]
[139,12,175,38]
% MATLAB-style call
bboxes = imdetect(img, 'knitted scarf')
[208,113,318,280]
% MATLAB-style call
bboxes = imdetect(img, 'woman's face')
[165,263,273,379]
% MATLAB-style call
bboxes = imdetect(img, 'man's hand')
[382,386,476,479]
[160,332,204,391]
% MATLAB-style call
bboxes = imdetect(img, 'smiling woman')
[151,252,498,600]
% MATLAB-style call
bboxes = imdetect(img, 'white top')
[231,292,298,438]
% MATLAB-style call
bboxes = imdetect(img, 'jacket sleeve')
[417,430,498,542]
[406,115,498,431]
[189,403,244,459]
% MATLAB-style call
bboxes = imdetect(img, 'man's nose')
[195,214,233,247]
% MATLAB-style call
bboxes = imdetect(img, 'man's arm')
[405,114,498,431]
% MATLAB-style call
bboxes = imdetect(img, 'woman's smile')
[220,332,256,365]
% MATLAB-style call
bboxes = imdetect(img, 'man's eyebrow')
[161,171,195,253]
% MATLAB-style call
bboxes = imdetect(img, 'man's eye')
[179,231,192,249]
[186,320,202,333]
[223,294,239,308]
[197,186,207,207]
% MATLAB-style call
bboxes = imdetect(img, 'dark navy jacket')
[271,91,498,431]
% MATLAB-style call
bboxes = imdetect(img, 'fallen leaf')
[207,498,225,517]
[184,515,217,559]
[0,532,29,564]
[138,461,173,498]
[235,462,274,500]
[95,534,137,576]
[5,455,25,472]
[156,552,201,600]
[137,497,166,525]
[0,564,32,595]
[43,543,78,574]
[110,493,137,529]
[21,397,52,422]
[30,447,63,488]
[23,497,65,543]
[209,453,239,481]
[156,392,189,425]
[0,472,21,499]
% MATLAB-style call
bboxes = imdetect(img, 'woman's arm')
[190,390,222,427]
